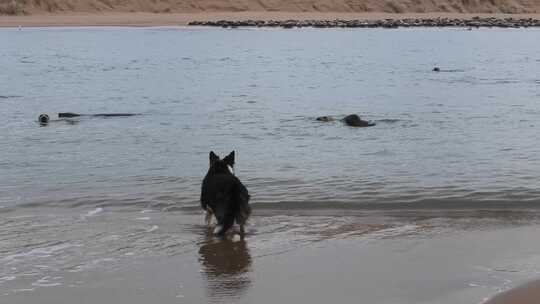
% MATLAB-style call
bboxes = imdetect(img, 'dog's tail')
[215,182,251,236]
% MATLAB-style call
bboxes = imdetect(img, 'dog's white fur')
[205,205,246,235]
[213,225,223,235]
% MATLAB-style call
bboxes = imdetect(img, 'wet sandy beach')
[3,207,540,304]
[485,279,540,304]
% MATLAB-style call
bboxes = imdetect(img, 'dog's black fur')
[201,151,251,236]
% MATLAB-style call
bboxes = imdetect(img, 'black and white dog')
[201,151,251,236]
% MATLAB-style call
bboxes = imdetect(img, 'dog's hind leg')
[214,210,235,237]
[235,198,250,238]
[239,224,245,238]
[205,207,214,226]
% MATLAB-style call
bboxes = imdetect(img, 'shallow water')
[2,27,540,209]
[1,27,540,302]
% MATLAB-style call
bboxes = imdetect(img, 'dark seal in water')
[38,114,50,125]
[316,114,375,127]
[58,112,139,118]
[342,114,375,127]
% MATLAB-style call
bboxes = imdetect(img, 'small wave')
[245,198,540,213]
[12,288,35,293]
[85,207,104,217]
[0,276,16,284]
[31,276,63,287]
[68,258,116,273]
[491,79,520,84]
[367,224,423,239]
[375,119,403,123]
[363,149,396,156]
[18,196,153,209]
[1,242,81,263]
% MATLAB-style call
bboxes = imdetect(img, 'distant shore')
[2,12,540,27]
[189,16,540,28]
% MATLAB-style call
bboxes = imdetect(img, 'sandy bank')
[3,0,540,16]
[2,12,540,27]
[485,279,540,304]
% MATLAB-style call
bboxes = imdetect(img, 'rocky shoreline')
[188,17,540,28]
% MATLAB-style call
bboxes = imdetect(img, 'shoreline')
[2,12,540,27]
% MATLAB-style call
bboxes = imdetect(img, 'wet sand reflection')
[198,233,252,303]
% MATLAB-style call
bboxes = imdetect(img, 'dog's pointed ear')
[209,151,219,166]
[223,151,235,167]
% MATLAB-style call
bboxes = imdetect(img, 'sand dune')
[2,0,540,15]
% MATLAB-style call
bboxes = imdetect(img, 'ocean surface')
[1,27,540,302]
